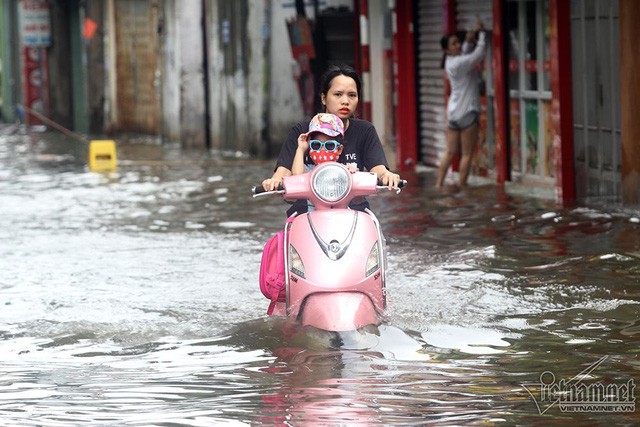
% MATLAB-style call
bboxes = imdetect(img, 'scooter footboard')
[299,292,381,331]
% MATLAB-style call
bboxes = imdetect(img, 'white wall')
[268,0,305,143]
[160,0,181,142]
[268,0,355,147]
[207,1,271,154]
[160,0,359,152]
[206,0,223,149]
[246,0,267,155]
[177,0,206,148]
[368,0,393,146]
[160,0,206,147]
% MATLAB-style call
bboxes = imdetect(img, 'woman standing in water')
[436,20,486,189]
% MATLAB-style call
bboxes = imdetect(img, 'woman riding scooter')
[262,64,401,217]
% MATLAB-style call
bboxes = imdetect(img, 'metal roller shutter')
[415,0,445,166]
[455,0,492,33]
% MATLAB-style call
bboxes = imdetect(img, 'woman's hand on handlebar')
[261,177,282,192]
[379,170,402,190]
[262,166,292,192]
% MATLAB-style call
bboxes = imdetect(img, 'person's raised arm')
[451,20,486,75]
[462,29,478,54]
[463,18,484,51]
[291,132,310,175]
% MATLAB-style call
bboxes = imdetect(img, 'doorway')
[570,0,621,202]
[505,0,554,185]
[113,0,160,134]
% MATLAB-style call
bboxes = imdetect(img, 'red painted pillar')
[492,0,509,185]
[442,0,456,34]
[392,0,417,171]
[620,0,640,204]
[21,46,50,125]
[19,0,52,126]
[549,0,575,204]
[358,0,371,121]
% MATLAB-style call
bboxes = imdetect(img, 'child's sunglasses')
[309,139,341,152]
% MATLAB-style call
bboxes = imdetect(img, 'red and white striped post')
[358,0,371,121]
[492,0,509,185]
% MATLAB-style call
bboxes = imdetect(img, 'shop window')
[506,0,553,182]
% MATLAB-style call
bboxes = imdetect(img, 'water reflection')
[228,320,519,425]
[1,128,640,424]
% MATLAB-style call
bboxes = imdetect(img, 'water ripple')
[2,132,640,425]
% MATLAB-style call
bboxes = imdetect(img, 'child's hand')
[345,163,358,174]
[297,132,310,152]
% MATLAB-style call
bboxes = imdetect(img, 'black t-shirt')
[275,119,389,216]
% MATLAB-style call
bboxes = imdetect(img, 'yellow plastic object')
[88,140,117,172]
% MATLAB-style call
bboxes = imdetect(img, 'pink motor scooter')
[253,162,406,332]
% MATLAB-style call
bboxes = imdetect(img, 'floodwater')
[1,127,639,426]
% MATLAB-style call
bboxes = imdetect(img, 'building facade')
[389,0,639,205]
[0,0,638,205]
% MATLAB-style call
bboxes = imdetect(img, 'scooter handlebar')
[252,176,406,197]
[376,179,408,188]
[375,178,407,194]
[252,183,284,197]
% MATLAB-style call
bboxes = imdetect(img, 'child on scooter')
[291,113,357,211]
[291,113,358,175]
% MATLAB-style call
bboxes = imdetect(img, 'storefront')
[505,0,554,185]
[403,0,626,204]
[570,0,621,202]
[414,0,446,168]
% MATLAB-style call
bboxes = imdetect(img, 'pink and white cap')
[308,113,345,137]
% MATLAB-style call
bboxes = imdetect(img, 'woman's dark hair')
[440,33,455,69]
[319,64,362,101]
[440,34,453,51]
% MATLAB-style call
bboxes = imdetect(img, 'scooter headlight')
[365,242,380,277]
[289,244,306,278]
[312,164,351,202]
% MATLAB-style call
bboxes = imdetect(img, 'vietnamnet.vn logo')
[521,356,636,414]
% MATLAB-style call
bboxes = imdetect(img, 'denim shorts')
[448,111,479,130]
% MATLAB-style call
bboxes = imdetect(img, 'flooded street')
[1,129,640,425]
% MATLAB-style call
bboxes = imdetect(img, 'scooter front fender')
[299,292,380,331]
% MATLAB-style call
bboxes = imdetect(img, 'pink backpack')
[259,230,286,315]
